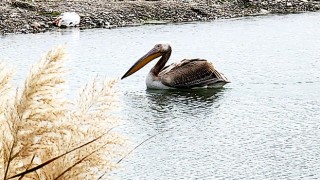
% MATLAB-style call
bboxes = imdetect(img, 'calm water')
[1,12,320,179]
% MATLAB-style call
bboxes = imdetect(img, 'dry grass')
[0,46,125,179]
[0,61,13,115]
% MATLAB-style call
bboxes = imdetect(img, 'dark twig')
[4,141,15,180]
[7,133,106,179]
[54,142,110,180]
[54,127,117,179]
[18,154,35,180]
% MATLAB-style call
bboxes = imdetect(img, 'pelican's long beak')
[121,47,162,80]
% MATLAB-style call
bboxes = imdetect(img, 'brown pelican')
[121,43,230,89]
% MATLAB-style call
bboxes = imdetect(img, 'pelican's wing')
[159,59,229,88]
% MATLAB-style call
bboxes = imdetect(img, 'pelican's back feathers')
[160,59,228,88]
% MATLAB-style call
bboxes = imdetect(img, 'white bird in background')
[54,12,80,27]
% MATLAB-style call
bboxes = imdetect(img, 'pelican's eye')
[155,44,161,49]
[154,44,163,53]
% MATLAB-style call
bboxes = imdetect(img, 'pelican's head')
[54,17,62,27]
[157,42,171,53]
[121,43,171,80]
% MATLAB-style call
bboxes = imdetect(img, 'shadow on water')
[140,88,228,130]
[146,88,226,107]
[122,87,230,132]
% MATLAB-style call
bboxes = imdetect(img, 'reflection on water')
[146,88,225,114]
[122,88,227,132]
[143,88,227,130]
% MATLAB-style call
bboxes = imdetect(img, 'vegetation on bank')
[0,46,126,179]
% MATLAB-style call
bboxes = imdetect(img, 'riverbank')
[1,0,319,35]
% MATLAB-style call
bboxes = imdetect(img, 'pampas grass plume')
[0,46,125,179]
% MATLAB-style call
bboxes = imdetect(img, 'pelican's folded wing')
[160,59,228,88]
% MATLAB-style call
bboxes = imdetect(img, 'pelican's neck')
[151,46,172,76]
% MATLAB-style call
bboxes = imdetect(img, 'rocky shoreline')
[1,0,319,35]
